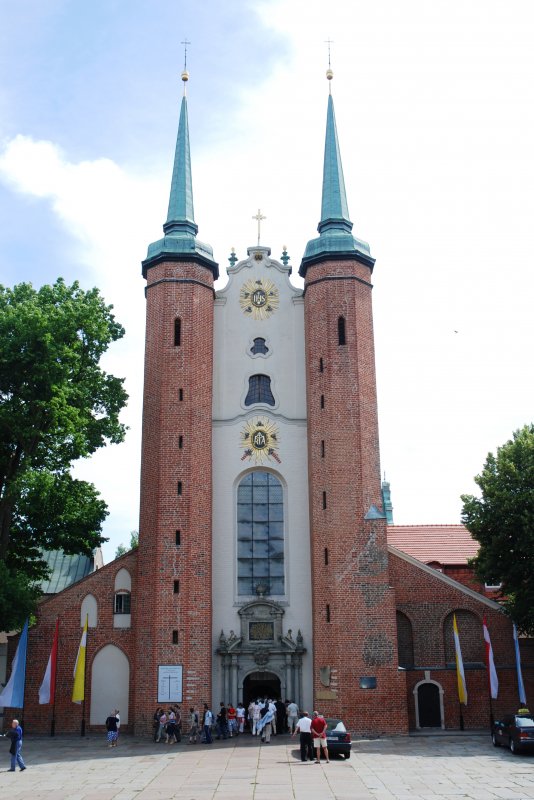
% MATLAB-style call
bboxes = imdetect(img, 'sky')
[0,0,532,563]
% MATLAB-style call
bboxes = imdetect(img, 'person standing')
[6,719,26,771]
[236,702,245,734]
[202,704,213,744]
[311,711,329,763]
[215,702,228,739]
[188,706,199,743]
[292,711,314,762]
[156,709,167,742]
[114,709,121,745]
[252,700,262,736]
[227,703,237,736]
[287,699,299,734]
[105,710,119,748]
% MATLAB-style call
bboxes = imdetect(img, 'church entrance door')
[243,671,281,706]
[417,682,441,727]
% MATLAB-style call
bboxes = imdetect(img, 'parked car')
[492,713,534,754]
[325,718,351,759]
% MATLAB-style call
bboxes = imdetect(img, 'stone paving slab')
[0,732,533,799]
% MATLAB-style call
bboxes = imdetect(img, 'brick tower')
[300,74,408,733]
[134,71,218,733]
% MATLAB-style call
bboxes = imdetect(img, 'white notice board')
[157,665,183,703]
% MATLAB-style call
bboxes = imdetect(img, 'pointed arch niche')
[90,645,130,725]
[81,594,98,628]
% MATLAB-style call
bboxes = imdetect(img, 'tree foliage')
[115,530,139,558]
[461,424,534,635]
[0,279,127,629]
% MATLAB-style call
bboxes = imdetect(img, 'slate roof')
[387,524,479,566]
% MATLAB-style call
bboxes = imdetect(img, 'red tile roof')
[387,524,479,566]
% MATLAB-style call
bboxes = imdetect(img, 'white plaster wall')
[212,247,312,710]
[81,594,98,628]
[90,644,129,725]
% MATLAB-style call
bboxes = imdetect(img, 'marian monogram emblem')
[241,418,281,464]
[239,278,279,320]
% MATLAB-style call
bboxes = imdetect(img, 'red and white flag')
[38,618,59,705]
[483,616,499,700]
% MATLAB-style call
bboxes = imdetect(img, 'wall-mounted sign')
[157,665,183,703]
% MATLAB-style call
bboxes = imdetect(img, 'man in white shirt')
[292,711,314,762]
[287,700,299,733]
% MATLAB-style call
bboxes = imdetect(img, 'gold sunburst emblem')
[240,417,281,464]
[239,278,279,320]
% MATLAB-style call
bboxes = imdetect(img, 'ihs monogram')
[241,418,281,464]
[239,278,279,320]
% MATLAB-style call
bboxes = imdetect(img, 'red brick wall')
[391,552,534,728]
[134,259,214,735]
[303,258,408,736]
[2,550,137,735]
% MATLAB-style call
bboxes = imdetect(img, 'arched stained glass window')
[245,374,275,406]
[237,472,284,596]
[250,338,269,355]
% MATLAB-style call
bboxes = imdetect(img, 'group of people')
[153,705,183,743]
[150,698,328,760]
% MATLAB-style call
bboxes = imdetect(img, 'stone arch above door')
[413,673,444,729]
[217,598,306,707]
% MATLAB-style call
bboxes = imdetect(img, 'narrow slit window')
[320,394,325,409]
[175,530,181,546]
[179,388,184,401]
[178,435,183,449]
[326,604,331,622]
[319,357,324,372]
[174,318,181,347]
[321,440,325,458]
[173,580,180,594]
[322,491,327,509]
[172,630,179,644]
[324,547,329,565]
[177,481,182,496]
[338,316,346,346]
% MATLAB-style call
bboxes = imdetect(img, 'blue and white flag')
[0,619,29,709]
[513,624,527,705]
[256,706,275,733]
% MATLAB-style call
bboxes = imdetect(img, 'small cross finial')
[252,209,266,246]
[181,39,191,94]
[181,39,191,71]
[325,38,334,92]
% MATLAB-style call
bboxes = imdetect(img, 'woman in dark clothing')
[105,711,119,747]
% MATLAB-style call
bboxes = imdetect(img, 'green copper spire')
[164,95,197,237]
[142,72,218,279]
[319,94,351,234]
[300,75,374,277]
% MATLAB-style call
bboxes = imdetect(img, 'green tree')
[0,279,127,629]
[115,530,139,558]
[461,424,534,635]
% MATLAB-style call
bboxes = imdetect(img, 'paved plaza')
[0,731,533,800]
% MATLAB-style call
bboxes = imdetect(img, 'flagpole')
[51,617,59,737]
[458,701,464,731]
[81,621,88,737]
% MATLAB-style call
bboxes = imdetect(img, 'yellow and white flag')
[453,614,467,705]
[72,615,88,704]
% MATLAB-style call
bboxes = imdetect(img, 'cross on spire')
[181,39,191,71]
[325,38,334,68]
[252,209,266,245]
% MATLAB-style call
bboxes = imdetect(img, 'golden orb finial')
[326,68,333,81]
[181,70,189,83]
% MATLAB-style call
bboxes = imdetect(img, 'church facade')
[5,73,531,737]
